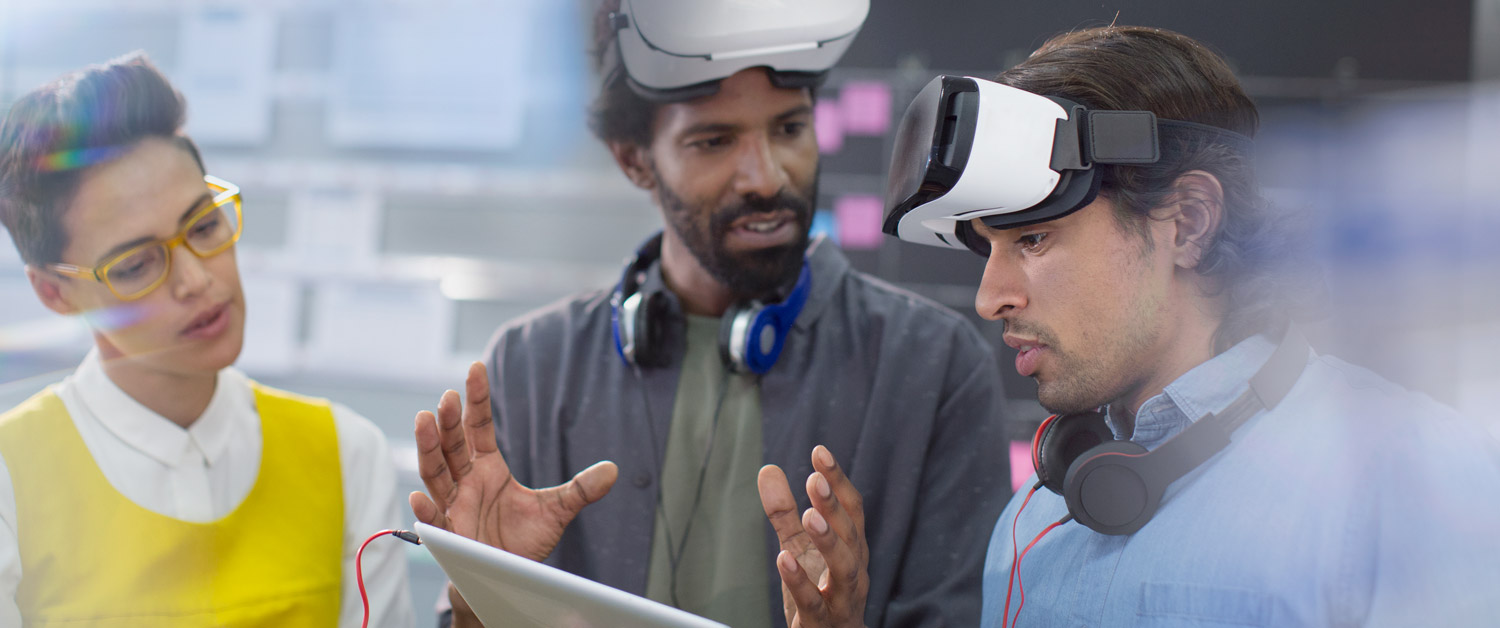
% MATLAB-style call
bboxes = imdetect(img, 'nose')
[975,247,1027,321]
[732,134,790,200]
[168,244,213,300]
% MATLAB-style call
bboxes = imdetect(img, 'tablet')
[416,522,730,628]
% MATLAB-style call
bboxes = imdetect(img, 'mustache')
[713,190,814,228]
[1003,320,1057,346]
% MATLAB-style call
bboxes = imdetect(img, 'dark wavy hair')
[0,52,203,266]
[996,26,1322,352]
[586,0,656,146]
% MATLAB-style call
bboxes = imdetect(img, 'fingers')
[776,550,828,624]
[803,506,864,620]
[436,389,474,481]
[446,582,480,626]
[780,580,797,628]
[463,362,500,456]
[806,471,859,549]
[570,460,619,506]
[540,460,619,520]
[761,465,827,578]
[758,467,808,627]
[812,445,864,533]
[415,410,458,510]
[409,491,449,530]
[758,465,807,546]
[802,446,870,626]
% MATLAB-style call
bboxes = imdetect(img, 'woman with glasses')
[0,54,414,626]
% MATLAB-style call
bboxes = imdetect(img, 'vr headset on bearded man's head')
[602,0,869,102]
[882,75,1254,256]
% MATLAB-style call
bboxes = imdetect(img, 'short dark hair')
[587,0,657,146]
[0,52,204,266]
[996,26,1321,352]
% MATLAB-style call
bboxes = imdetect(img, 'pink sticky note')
[1010,440,1033,493]
[815,100,844,154]
[839,80,892,136]
[834,195,885,250]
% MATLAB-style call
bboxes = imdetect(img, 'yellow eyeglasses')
[47,175,244,301]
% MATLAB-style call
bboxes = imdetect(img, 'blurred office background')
[1,0,1497,621]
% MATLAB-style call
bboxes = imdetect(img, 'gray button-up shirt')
[485,241,1011,627]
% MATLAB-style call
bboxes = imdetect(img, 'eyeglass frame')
[44,175,243,301]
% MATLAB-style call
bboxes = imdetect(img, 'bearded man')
[412,2,1011,627]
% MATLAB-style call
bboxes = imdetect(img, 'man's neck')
[1110,289,1225,436]
[97,337,217,429]
[658,230,735,317]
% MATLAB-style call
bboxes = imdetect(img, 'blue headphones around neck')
[610,232,812,375]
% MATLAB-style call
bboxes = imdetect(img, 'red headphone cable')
[357,529,422,628]
[1002,482,1041,628]
[1009,514,1071,628]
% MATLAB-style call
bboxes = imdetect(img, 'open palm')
[409,361,618,563]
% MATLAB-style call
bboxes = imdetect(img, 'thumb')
[542,460,618,519]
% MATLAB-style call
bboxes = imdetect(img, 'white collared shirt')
[0,351,414,627]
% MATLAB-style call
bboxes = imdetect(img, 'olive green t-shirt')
[644,314,772,627]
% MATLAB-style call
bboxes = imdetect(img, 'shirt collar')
[71,350,250,467]
[793,236,851,332]
[1107,333,1278,447]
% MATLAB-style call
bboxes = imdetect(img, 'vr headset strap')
[1050,107,1255,172]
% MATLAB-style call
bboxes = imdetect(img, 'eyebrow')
[94,192,215,264]
[774,104,814,123]
[677,104,815,139]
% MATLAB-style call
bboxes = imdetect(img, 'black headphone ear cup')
[1034,411,1112,495]
[634,290,671,368]
[1062,439,1158,535]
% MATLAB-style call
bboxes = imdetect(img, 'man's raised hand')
[758,445,870,628]
[409,361,618,562]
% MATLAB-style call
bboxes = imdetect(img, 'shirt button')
[633,473,652,488]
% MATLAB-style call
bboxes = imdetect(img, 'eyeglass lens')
[104,202,239,296]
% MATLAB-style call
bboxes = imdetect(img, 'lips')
[726,210,799,249]
[1014,345,1043,377]
[1003,333,1047,378]
[181,301,231,339]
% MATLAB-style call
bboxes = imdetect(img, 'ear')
[607,141,656,191]
[1163,170,1225,270]
[25,265,82,316]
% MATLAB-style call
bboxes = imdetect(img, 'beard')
[653,164,817,301]
[1009,314,1161,416]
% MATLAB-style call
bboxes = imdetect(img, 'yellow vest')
[0,382,344,627]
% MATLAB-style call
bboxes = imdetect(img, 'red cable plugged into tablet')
[357,529,422,628]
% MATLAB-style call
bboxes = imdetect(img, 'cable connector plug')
[358,528,423,627]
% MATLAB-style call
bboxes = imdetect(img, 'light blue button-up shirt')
[983,334,1500,627]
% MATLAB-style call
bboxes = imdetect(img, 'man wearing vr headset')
[411,1,1010,627]
[769,26,1500,628]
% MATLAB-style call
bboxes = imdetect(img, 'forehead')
[61,137,206,261]
[651,68,812,137]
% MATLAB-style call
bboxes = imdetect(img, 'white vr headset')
[606,0,869,102]
[882,75,1254,253]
